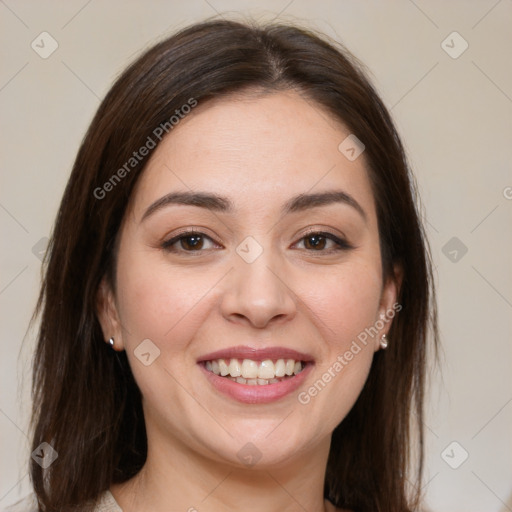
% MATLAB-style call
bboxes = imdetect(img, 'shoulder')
[93,490,123,511]
[1,494,37,512]
[1,491,122,512]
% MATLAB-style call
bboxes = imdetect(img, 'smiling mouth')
[202,358,306,385]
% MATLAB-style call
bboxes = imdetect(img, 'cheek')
[114,254,216,414]
[304,261,383,348]
[115,250,214,352]
[295,266,382,429]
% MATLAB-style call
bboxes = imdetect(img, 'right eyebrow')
[141,191,233,222]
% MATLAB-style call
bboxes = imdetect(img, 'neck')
[111,424,333,512]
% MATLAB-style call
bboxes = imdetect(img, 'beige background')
[1,1,511,510]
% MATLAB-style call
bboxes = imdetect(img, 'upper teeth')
[205,358,303,379]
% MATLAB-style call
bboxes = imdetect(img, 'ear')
[96,276,125,351]
[374,264,403,351]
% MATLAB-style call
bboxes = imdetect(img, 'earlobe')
[96,277,125,351]
[375,265,403,351]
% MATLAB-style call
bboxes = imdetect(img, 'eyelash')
[161,229,353,254]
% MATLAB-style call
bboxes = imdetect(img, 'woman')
[18,18,437,512]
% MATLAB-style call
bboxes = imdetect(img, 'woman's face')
[98,90,399,469]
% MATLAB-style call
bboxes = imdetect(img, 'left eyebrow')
[140,189,367,223]
[283,190,367,222]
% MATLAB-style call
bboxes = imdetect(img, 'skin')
[97,89,400,512]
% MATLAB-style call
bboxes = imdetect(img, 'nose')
[220,252,297,329]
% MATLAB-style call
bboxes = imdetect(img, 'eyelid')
[298,226,347,240]
[161,228,222,250]
[292,228,353,251]
[161,227,353,253]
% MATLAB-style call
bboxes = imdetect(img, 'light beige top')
[4,491,345,511]
[93,491,123,511]
[2,490,122,512]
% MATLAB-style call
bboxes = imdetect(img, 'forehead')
[129,90,376,220]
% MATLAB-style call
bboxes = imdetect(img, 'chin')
[201,418,322,471]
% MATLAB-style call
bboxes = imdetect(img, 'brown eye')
[180,235,204,250]
[304,234,327,250]
[295,231,352,252]
[162,231,218,253]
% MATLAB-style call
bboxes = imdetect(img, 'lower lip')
[198,363,313,404]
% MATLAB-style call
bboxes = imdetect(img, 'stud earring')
[380,334,388,349]
[108,337,115,348]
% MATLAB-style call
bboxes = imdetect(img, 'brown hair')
[29,18,437,511]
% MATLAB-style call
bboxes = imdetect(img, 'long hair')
[29,19,438,511]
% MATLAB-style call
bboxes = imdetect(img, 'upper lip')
[197,345,314,363]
